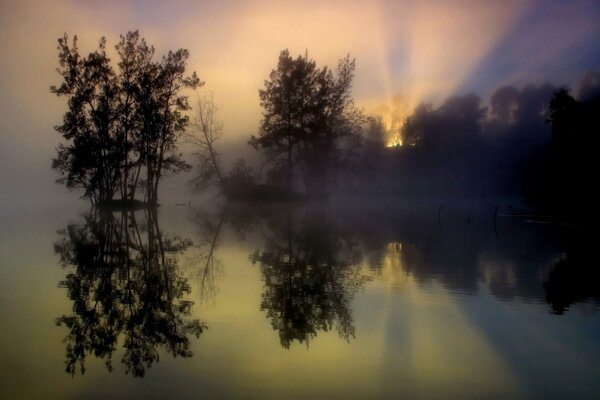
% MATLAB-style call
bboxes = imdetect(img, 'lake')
[0,198,598,399]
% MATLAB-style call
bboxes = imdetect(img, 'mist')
[2,2,600,398]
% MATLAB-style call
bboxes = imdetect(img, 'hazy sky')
[1,0,599,203]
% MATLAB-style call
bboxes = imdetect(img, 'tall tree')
[251,50,363,196]
[51,35,121,204]
[114,31,155,201]
[144,48,201,205]
[251,50,317,192]
[51,31,202,206]
[187,93,226,191]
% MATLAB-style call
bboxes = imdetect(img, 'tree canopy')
[250,49,364,196]
[51,31,202,206]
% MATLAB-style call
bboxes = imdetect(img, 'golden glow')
[386,137,403,148]
[0,0,535,152]
[3,0,599,197]
[369,95,412,147]
[183,236,526,398]
[0,209,552,398]
[373,241,410,286]
[362,240,525,398]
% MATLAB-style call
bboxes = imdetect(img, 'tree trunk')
[287,137,293,193]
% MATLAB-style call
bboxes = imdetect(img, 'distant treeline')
[347,71,600,215]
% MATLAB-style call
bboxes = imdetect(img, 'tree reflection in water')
[249,205,369,348]
[54,208,205,377]
[191,209,225,304]
[544,228,599,315]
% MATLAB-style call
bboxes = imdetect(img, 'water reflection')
[52,200,600,377]
[544,229,599,315]
[54,208,205,377]
[287,201,599,314]
[191,209,225,304]
[247,205,370,348]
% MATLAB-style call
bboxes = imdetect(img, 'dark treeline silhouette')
[348,85,555,197]
[54,208,204,377]
[536,71,600,213]
[187,47,599,217]
[50,32,599,217]
[51,31,201,206]
[344,71,600,218]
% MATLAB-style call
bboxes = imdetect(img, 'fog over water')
[1,1,600,399]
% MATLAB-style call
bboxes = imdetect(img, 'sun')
[386,136,403,148]
[377,95,412,148]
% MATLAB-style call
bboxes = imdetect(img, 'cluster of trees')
[191,50,364,200]
[352,85,557,196]
[52,31,599,215]
[239,51,597,212]
[52,31,201,206]
[350,73,600,213]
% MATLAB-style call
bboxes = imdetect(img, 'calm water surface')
[0,199,598,399]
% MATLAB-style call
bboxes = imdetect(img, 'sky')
[1,0,599,204]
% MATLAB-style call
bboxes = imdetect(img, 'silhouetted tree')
[549,88,580,149]
[251,50,364,196]
[142,47,201,205]
[51,31,201,206]
[51,35,121,203]
[541,86,600,213]
[401,103,435,148]
[187,93,226,192]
